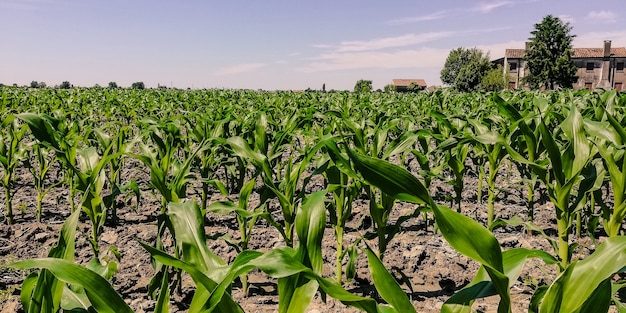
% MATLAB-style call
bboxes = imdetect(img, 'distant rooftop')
[392,79,427,87]
[505,47,626,59]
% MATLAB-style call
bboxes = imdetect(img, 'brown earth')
[0,159,602,313]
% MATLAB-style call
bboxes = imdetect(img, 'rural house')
[495,40,626,91]
[392,79,427,92]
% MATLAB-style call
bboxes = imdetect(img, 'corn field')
[0,86,625,312]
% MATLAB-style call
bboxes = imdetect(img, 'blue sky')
[1,0,624,90]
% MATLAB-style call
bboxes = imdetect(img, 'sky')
[1,0,625,91]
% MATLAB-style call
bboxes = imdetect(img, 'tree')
[37,81,46,88]
[407,82,426,92]
[131,82,145,90]
[59,81,71,89]
[523,15,577,90]
[353,79,372,93]
[30,81,38,88]
[108,82,118,89]
[384,84,396,93]
[440,48,492,92]
[481,65,508,92]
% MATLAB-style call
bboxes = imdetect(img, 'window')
[508,82,516,90]
[586,62,594,71]
[585,82,593,90]
[509,62,517,71]
[617,62,625,72]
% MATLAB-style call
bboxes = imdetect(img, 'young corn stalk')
[323,156,362,284]
[584,101,626,237]
[0,115,27,224]
[11,209,132,313]
[495,94,546,233]
[533,106,595,270]
[25,143,61,222]
[208,178,268,296]
[468,118,509,227]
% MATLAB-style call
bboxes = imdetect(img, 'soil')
[0,158,604,313]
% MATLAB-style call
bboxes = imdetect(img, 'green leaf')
[10,258,133,313]
[346,148,429,205]
[366,247,416,313]
[168,201,226,273]
[540,236,626,313]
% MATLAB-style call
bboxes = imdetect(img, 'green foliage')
[30,81,46,88]
[441,48,492,91]
[354,79,372,93]
[384,84,396,93]
[108,81,118,89]
[482,65,508,92]
[407,82,425,92]
[131,81,145,90]
[4,87,626,312]
[524,15,577,90]
[59,81,71,89]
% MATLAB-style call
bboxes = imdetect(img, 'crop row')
[0,86,625,312]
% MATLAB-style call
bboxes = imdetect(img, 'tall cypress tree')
[524,15,578,90]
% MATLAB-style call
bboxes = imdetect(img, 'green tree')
[407,82,425,92]
[384,84,396,93]
[481,65,508,92]
[523,15,577,90]
[108,82,118,89]
[440,48,491,92]
[131,82,145,90]
[30,81,38,88]
[353,79,372,93]
[59,81,71,89]
[37,81,46,88]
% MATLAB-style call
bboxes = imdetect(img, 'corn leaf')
[540,236,626,313]
[10,258,133,313]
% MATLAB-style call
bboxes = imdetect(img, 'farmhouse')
[391,79,427,92]
[495,40,626,91]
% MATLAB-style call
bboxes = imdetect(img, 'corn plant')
[24,143,61,222]
[208,178,269,295]
[18,113,119,257]
[584,97,626,237]
[143,193,418,313]
[226,122,324,247]
[18,112,82,212]
[506,104,596,269]
[345,146,626,312]
[9,209,130,313]
[0,115,28,224]
[321,149,362,284]
[91,126,138,225]
[468,118,509,227]
[495,94,546,229]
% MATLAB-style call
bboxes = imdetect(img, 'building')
[495,40,626,91]
[391,79,427,92]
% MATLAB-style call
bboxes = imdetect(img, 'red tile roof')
[573,47,626,58]
[505,47,626,59]
[505,49,525,59]
[392,79,427,87]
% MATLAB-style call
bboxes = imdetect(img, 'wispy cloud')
[299,27,514,73]
[574,30,626,47]
[214,63,266,75]
[557,14,575,24]
[298,48,449,73]
[337,32,454,52]
[586,10,617,23]
[387,11,449,25]
[311,44,332,49]
[0,0,61,10]
[472,1,512,13]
